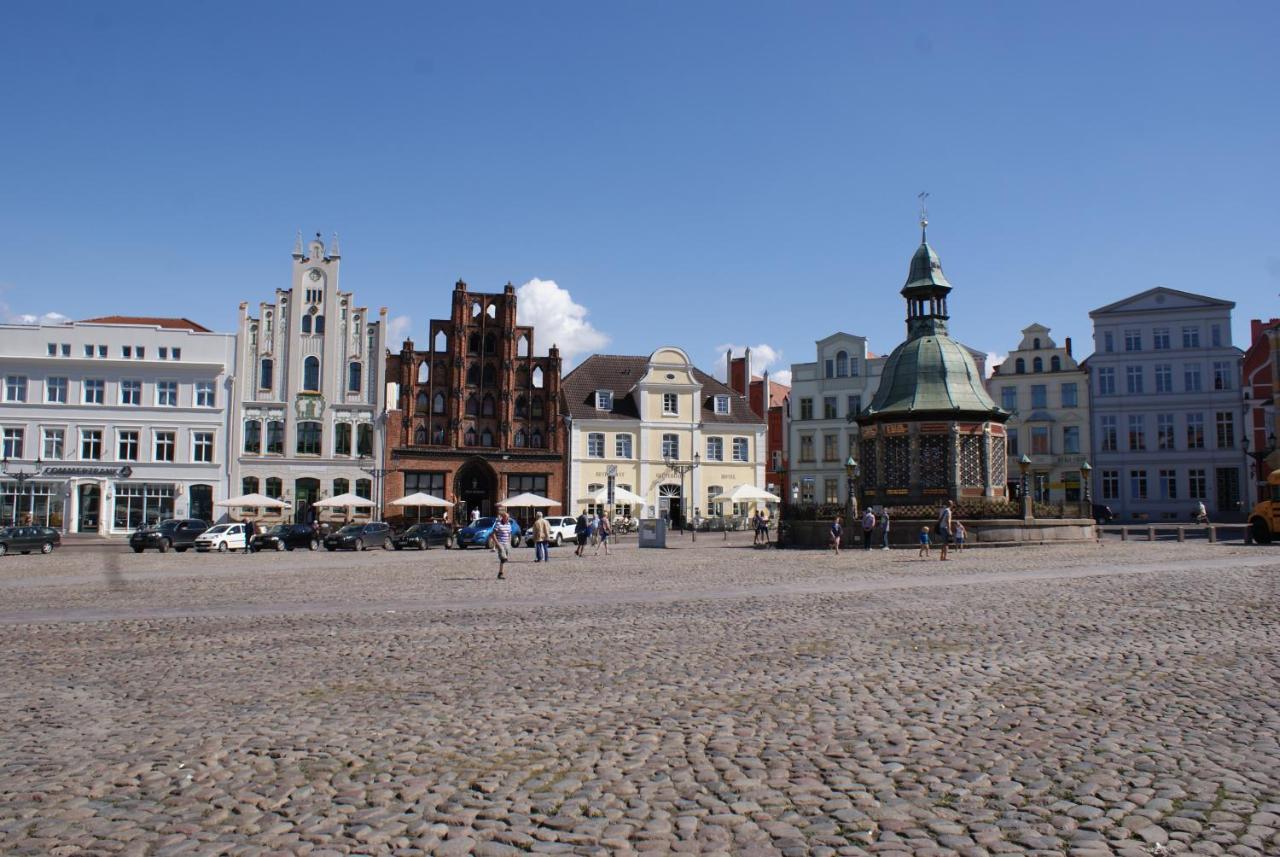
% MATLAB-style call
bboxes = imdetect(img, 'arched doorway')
[189,484,213,522]
[455,459,496,519]
[658,483,682,528]
[295,477,320,523]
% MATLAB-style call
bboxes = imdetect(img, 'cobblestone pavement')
[1,538,1277,856]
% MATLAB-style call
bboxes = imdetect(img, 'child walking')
[918,525,931,558]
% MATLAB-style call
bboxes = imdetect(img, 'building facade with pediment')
[987,324,1091,506]
[382,281,565,525]
[230,233,387,524]
[562,347,766,527]
[1086,287,1243,520]
[786,333,885,506]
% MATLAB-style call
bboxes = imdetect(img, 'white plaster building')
[987,324,1091,507]
[1087,287,1244,520]
[230,233,387,523]
[785,333,885,506]
[562,348,766,525]
[0,317,236,533]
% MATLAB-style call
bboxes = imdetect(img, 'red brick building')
[383,281,566,525]
[726,351,790,499]
[1243,317,1280,506]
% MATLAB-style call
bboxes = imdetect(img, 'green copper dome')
[863,334,1003,418]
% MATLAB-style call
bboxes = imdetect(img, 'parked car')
[251,523,320,552]
[0,526,61,556]
[1092,503,1116,524]
[541,516,579,547]
[130,518,208,553]
[194,523,248,552]
[456,516,523,549]
[324,522,392,551]
[392,522,453,550]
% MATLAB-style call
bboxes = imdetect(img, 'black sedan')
[0,526,61,556]
[392,522,453,550]
[130,518,208,553]
[251,523,320,552]
[323,522,392,551]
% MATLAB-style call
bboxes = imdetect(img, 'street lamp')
[663,451,700,540]
[1243,432,1277,508]
[844,455,859,535]
[1019,453,1032,520]
[358,454,392,522]
[1,456,44,526]
[1080,460,1092,520]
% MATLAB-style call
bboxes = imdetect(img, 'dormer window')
[714,394,730,415]
[662,392,678,415]
[595,389,613,411]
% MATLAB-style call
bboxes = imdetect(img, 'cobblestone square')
[1,537,1277,856]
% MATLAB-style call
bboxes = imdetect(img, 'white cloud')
[386,314,412,346]
[0,285,70,326]
[984,352,1006,378]
[515,278,609,366]
[712,343,790,386]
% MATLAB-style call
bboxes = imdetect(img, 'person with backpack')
[861,508,876,550]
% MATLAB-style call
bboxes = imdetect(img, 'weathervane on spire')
[918,191,930,241]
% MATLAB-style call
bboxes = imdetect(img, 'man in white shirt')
[491,510,513,579]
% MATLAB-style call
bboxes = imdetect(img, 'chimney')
[1065,337,1072,357]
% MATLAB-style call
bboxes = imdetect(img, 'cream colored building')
[562,347,766,525]
[986,323,1091,506]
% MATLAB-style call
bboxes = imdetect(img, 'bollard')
[1120,527,1128,541]
[1147,526,1155,542]
[1177,527,1185,542]
[1208,525,1216,544]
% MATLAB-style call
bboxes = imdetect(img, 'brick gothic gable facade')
[383,280,566,525]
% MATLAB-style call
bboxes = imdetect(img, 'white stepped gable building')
[230,233,387,524]
[0,317,235,533]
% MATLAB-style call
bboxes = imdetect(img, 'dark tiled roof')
[563,355,764,424]
[80,316,212,332]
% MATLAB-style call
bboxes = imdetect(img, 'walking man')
[937,500,953,561]
[242,519,255,554]
[594,511,612,556]
[492,510,513,579]
[532,511,551,563]
[574,509,590,557]
[880,506,891,550]
[861,507,876,550]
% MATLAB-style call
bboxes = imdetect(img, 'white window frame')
[192,431,215,463]
[153,430,177,462]
[117,429,140,461]
[595,390,613,411]
[705,437,724,461]
[80,427,103,460]
[1,427,23,459]
[195,380,216,408]
[120,379,142,406]
[661,433,679,459]
[4,375,27,403]
[45,376,67,404]
[83,379,105,405]
[662,393,678,415]
[156,380,178,407]
[732,437,749,462]
[586,432,605,458]
[615,433,633,459]
[42,427,65,460]
[714,395,729,415]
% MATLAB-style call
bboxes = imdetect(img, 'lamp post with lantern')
[844,456,859,543]
[1080,460,1093,521]
[1019,453,1032,520]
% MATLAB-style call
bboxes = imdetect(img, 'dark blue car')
[456,516,523,548]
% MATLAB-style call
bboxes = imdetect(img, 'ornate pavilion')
[857,221,1011,507]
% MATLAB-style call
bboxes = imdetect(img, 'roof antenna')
[918,191,930,242]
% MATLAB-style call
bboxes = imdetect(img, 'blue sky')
[1,2,1276,381]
